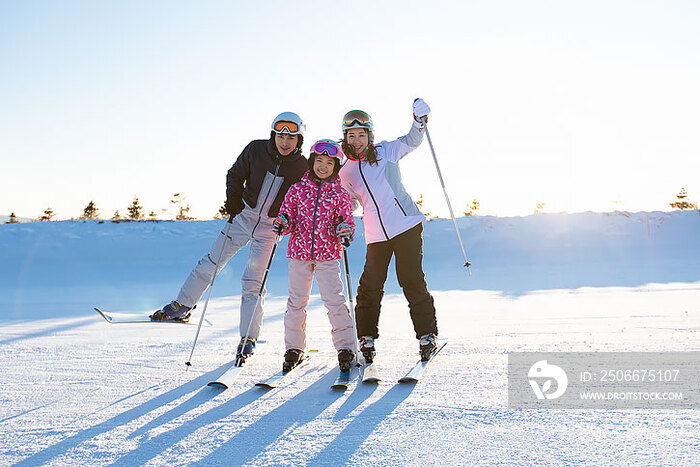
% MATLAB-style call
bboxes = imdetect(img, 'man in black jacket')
[151,112,308,361]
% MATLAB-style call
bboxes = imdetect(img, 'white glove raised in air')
[413,98,431,127]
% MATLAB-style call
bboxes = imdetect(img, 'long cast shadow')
[111,386,265,466]
[334,376,379,421]
[127,384,220,440]
[13,363,231,466]
[0,317,94,346]
[191,369,342,466]
[309,383,416,466]
[126,352,287,440]
[0,400,59,423]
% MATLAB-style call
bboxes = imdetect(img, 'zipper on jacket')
[358,162,390,240]
[252,161,281,237]
[395,197,407,216]
[309,181,323,259]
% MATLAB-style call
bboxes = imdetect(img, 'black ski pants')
[355,223,437,339]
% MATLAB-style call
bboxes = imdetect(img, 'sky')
[1,0,699,220]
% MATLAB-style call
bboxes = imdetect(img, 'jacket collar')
[302,171,340,189]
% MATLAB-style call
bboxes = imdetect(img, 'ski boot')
[235,337,256,365]
[282,349,304,372]
[359,336,375,363]
[150,301,192,322]
[419,333,438,361]
[337,349,356,373]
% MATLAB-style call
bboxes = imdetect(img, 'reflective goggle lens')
[273,121,300,133]
[342,110,371,128]
[311,141,340,157]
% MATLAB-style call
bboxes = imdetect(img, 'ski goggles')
[310,140,342,158]
[342,110,372,129]
[273,120,301,134]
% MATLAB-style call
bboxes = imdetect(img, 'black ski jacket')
[226,139,308,218]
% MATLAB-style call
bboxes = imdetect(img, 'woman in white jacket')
[338,99,438,363]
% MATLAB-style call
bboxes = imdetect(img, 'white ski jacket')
[339,124,426,244]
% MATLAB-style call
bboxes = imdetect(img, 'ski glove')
[413,98,431,127]
[272,214,290,234]
[335,220,353,243]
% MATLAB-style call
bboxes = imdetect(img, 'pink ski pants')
[284,258,355,352]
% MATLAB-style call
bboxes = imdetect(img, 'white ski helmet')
[271,111,306,136]
[342,109,374,143]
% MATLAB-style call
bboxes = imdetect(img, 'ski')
[331,367,359,390]
[206,340,267,389]
[361,362,381,384]
[208,361,245,389]
[331,370,352,389]
[94,307,211,326]
[255,352,315,389]
[398,338,448,383]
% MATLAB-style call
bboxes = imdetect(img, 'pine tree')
[171,193,194,220]
[82,200,99,219]
[464,199,480,216]
[112,210,121,220]
[39,207,55,221]
[148,210,158,221]
[127,197,144,220]
[170,193,184,220]
[414,193,436,220]
[176,205,195,221]
[669,188,698,210]
[214,202,228,219]
[7,212,19,224]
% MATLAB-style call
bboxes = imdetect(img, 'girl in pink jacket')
[272,140,357,373]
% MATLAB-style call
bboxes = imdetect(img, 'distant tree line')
[6,187,699,224]
[25,193,226,223]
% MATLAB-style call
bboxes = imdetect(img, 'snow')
[1,211,699,466]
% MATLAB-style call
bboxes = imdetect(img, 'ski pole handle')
[337,215,352,248]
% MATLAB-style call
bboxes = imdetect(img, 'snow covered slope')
[2,211,698,320]
[1,211,698,465]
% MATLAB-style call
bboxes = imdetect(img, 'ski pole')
[186,215,235,369]
[422,119,472,273]
[235,233,281,367]
[341,240,361,366]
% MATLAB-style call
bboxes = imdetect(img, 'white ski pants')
[284,258,355,352]
[176,207,277,340]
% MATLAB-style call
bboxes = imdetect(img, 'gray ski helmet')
[271,111,306,136]
[342,109,374,143]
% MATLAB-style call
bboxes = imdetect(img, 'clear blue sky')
[2,0,699,219]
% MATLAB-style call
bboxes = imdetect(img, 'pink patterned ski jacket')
[278,171,355,261]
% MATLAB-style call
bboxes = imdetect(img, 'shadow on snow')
[12,363,233,466]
